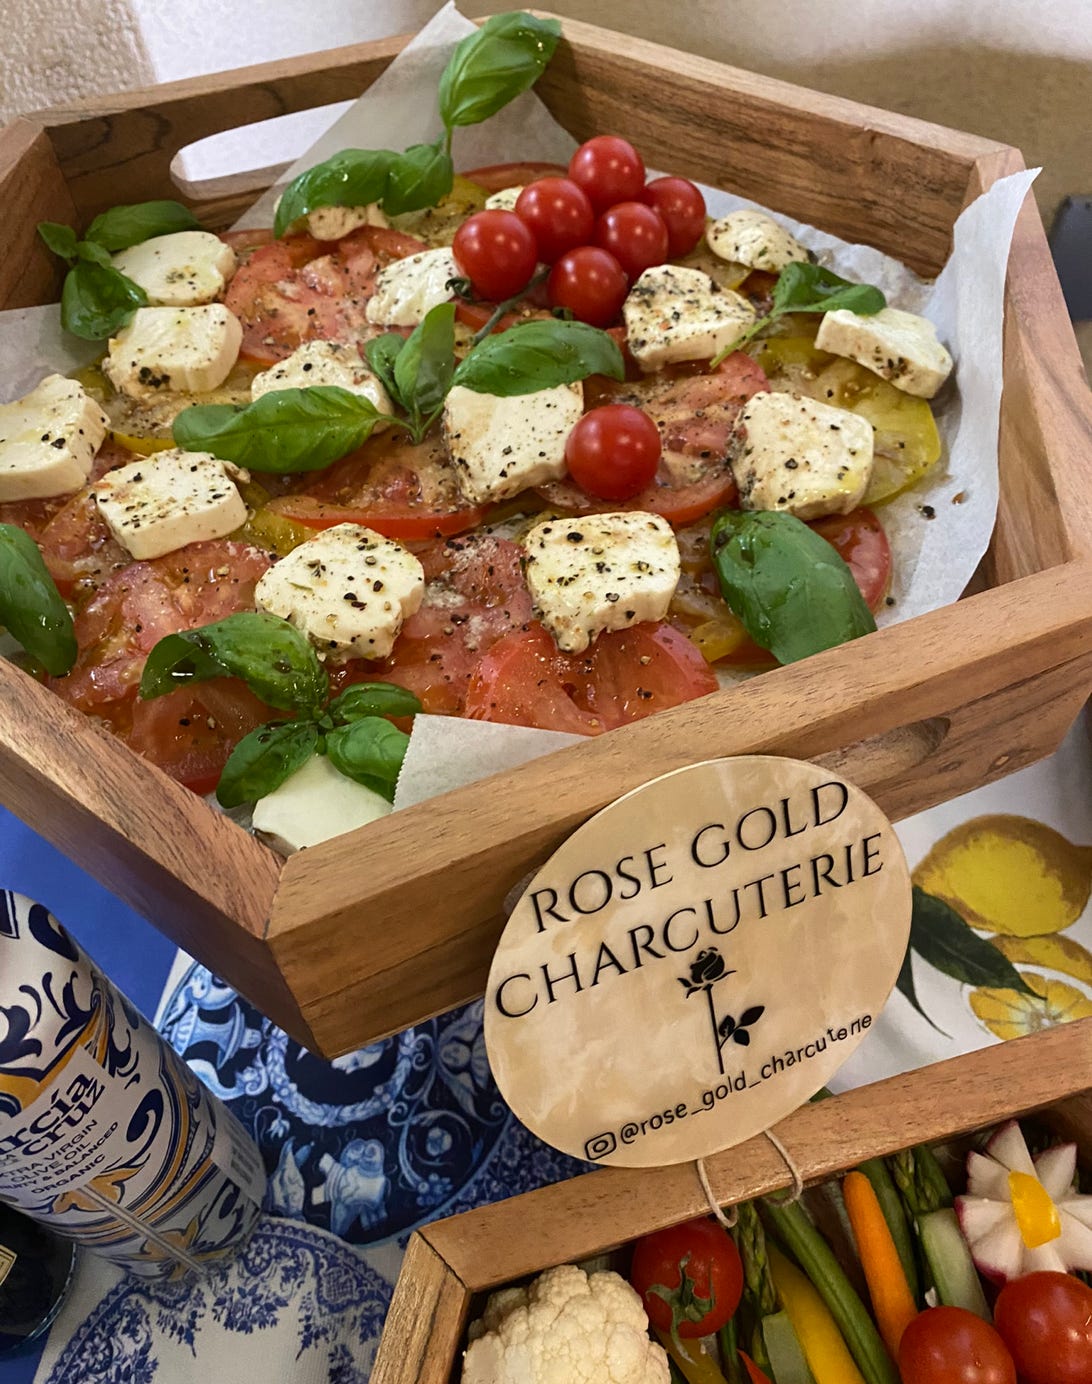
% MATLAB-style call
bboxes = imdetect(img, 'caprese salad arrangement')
[458,1117,1092,1384]
[0,12,953,844]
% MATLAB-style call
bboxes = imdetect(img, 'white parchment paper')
[0,2,1038,815]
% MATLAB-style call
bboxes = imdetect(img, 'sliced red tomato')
[334,535,533,715]
[538,352,767,526]
[459,161,569,193]
[225,226,428,364]
[270,429,488,540]
[52,540,271,716]
[811,507,892,611]
[126,682,274,795]
[464,621,718,734]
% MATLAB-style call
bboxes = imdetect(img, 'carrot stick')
[843,1170,919,1357]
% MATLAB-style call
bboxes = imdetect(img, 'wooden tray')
[372,1021,1092,1384]
[1,18,1090,1056]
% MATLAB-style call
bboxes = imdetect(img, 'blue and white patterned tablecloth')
[4,712,1091,1382]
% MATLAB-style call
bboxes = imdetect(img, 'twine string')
[694,1125,806,1225]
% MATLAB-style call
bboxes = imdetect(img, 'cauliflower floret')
[462,1264,669,1384]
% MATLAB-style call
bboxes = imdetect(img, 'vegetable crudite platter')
[371,1023,1092,1384]
[0,7,1090,1056]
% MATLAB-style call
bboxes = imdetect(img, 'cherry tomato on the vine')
[565,404,661,500]
[898,1307,1016,1384]
[595,201,669,280]
[995,1272,1092,1384]
[630,1218,743,1339]
[514,177,595,262]
[547,246,628,327]
[452,210,537,301]
[568,135,646,213]
[641,176,707,257]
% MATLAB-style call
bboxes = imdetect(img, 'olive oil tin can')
[0,891,266,1278]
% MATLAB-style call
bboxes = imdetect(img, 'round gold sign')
[485,757,912,1168]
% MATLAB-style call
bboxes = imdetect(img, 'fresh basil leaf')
[84,199,201,253]
[0,524,77,676]
[772,261,886,317]
[37,221,79,261]
[394,303,456,427]
[896,944,948,1035]
[173,386,395,473]
[216,720,319,809]
[383,141,455,217]
[60,260,147,340]
[274,148,394,238]
[140,611,328,716]
[364,333,407,408]
[453,318,624,395]
[324,716,409,799]
[439,12,561,130]
[909,888,1039,996]
[74,239,113,269]
[327,682,422,726]
[710,509,876,665]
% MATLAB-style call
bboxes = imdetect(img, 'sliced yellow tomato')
[71,361,258,455]
[689,615,749,663]
[232,492,315,557]
[388,176,488,247]
[677,234,750,291]
[754,336,942,504]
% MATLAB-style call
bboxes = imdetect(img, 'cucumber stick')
[763,1310,818,1384]
[918,1208,991,1320]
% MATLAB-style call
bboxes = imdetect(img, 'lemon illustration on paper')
[907,814,1092,1040]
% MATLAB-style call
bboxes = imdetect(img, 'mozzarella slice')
[305,203,388,240]
[255,523,424,661]
[92,448,246,559]
[815,306,954,399]
[0,374,108,501]
[111,231,236,307]
[623,265,757,371]
[523,512,681,655]
[484,186,524,211]
[251,341,393,415]
[443,382,583,504]
[731,391,874,521]
[104,305,243,400]
[364,247,459,327]
[705,210,809,273]
[252,751,392,854]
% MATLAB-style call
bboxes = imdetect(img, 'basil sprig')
[710,509,876,665]
[174,312,622,471]
[711,262,886,366]
[139,611,420,806]
[273,11,560,235]
[38,200,199,341]
[0,524,77,676]
[173,386,391,473]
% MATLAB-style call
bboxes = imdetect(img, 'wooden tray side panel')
[371,1235,470,1384]
[534,19,1007,277]
[421,1023,1092,1296]
[0,120,74,310]
[268,566,1092,1053]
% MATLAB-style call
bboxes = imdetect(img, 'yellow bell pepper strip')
[1008,1169,1062,1248]
[762,1197,898,1384]
[768,1244,866,1384]
[655,1328,731,1384]
[843,1170,919,1356]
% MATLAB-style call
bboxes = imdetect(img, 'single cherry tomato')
[594,201,670,280]
[568,135,646,213]
[452,210,538,301]
[547,246,628,327]
[630,1218,743,1339]
[641,176,707,256]
[514,177,595,262]
[899,1307,1016,1384]
[995,1272,1092,1384]
[565,404,662,500]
